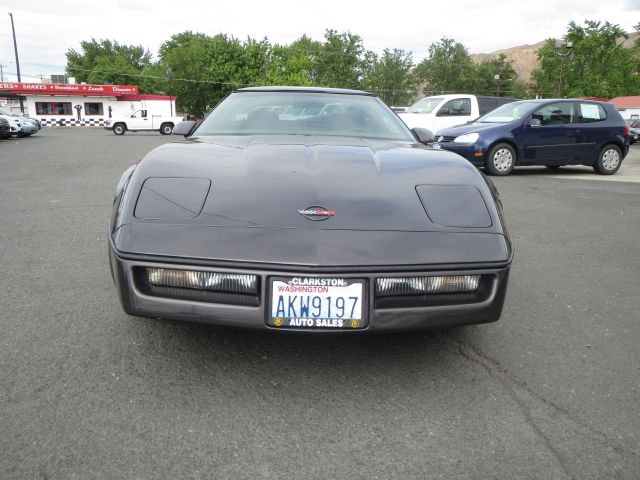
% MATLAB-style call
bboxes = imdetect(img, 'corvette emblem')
[298,206,335,221]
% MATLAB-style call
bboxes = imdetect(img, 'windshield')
[405,97,444,114]
[0,108,17,117]
[477,101,543,123]
[195,91,415,141]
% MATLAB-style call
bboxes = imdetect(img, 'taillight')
[625,124,630,136]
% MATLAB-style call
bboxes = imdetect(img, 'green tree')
[473,54,520,97]
[314,30,366,88]
[160,32,274,115]
[266,36,319,86]
[362,49,417,105]
[158,31,218,115]
[531,20,638,98]
[414,38,476,95]
[65,38,152,85]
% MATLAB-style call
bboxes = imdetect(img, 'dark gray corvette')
[109,87,512,331]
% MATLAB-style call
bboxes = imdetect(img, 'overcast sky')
[1,0,639,83]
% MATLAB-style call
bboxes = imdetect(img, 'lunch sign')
[0,82,139,96]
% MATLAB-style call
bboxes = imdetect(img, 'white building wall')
[618,108,640,120]
[20,95,176,127]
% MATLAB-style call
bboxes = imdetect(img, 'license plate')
[268,277,365,329]
[431,143,442,149]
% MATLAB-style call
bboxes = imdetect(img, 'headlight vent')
[376,275,480,296]
[147,268,258,294]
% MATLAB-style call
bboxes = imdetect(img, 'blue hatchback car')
[434,99,630,176]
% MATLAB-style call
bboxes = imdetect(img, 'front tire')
[593,144,622,175]
[160,123,173,135]
[113,123,126,135]
[485,143,516,176]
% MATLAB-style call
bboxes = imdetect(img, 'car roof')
[529,98,608,104]
[236,86,375,96]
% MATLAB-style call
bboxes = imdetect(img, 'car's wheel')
[113,123,126,135]
[160,123,173,135]
[485,143,516,176]
[593,144,622,175]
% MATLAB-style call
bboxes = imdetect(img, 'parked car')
[0,117,11,139]
[0,114,23,137]
[433,99,630,175]
[399,94,519,134]
[626,119,639,145]
[109,86,513,332]
[104,109,184,135]
[0,107,40,136]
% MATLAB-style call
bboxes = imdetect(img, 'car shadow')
[486,166,598,177]
[121,316,481,384]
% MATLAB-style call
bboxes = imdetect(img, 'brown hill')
[471,32,638,83]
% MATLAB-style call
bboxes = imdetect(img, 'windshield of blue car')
[477,101,544,123]
[195,92,415,141]
[405,97,444,114]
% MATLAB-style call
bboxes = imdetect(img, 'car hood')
[123,135,500,232]
[437,122,507,137]
[113,135,511,266]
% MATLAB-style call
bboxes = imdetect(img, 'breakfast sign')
[0,82,139,96]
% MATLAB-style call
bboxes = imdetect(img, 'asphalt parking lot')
[1,129,639,479]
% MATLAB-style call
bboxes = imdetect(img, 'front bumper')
[109,246,511,332]
[437,142,485,165]
[20,124,38,135]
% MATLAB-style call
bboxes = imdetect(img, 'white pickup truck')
[105,110,184,135]
[398,94,518,135]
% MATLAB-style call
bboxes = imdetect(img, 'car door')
[127,110,149,129]
[434,97,473,132]
[522,102,579,165]
[574,102,610,163]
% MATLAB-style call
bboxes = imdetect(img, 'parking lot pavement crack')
[445,335,638,476]
[447,337,576,480]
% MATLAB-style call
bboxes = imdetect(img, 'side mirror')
[172,120,197,137]
[527,118,542,128]
[411,127,435,144]
[436,107,450,117]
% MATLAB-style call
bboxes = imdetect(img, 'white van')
[398,94,519,135]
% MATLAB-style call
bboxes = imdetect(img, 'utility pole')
[556,41,573,98]
[166,67,173,116]
[8,12,24,113]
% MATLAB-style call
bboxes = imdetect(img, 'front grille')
[146,284,260,306]
[437,135,456,143]
[132,264,496,311]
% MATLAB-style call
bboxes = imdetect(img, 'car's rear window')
[577,103,607,123]
[195,92,415,141]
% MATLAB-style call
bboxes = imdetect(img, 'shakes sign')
[0,82,139,96]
